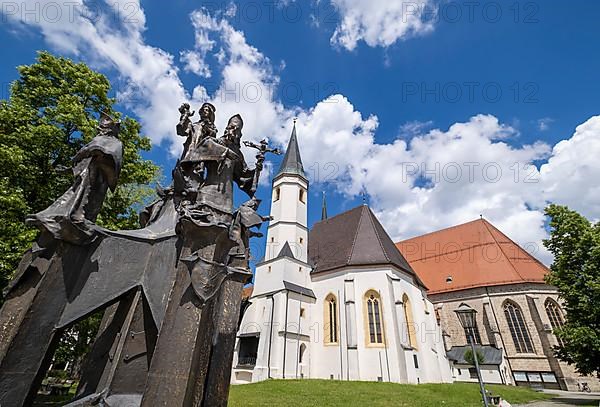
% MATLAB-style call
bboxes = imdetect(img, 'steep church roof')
[309,205,422,285]
[396,218,549,295]
[275,122,305,179]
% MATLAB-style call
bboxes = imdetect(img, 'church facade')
[231,124,453,384]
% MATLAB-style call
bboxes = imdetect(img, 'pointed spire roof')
[276,120,305,179]
[321,192,328,221]
[276,241,296,260]
[309,205,423,285]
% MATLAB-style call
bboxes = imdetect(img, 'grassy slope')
[228,380,553,407]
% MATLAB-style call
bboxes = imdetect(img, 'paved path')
[515,390,600,407]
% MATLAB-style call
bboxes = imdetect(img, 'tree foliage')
[544,204,600,377]
[464,348,485,366]
[0,51,158,295]
[0,51,159,375]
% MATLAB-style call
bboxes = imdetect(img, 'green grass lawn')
[228,380,553,407]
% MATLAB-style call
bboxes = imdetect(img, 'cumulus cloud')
[3,2,599,266]
[0,0,186,144]
[329,0,436,50]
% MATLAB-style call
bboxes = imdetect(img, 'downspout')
[486,287,515,382]
[343,287,350,381]
[380,289,391,382]
[282,290,289,379]
[338,289,344,380]
[268,295,275,379]
[295,291,303,379]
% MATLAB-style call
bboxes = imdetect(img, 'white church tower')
[253,121,311,295]
[233,122,316,383]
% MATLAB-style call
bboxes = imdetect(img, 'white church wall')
[452,363,503,384]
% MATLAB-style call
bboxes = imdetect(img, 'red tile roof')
[396,219,548,294]
[242,285,254,299]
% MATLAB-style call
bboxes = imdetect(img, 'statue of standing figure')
[26,111,123,245]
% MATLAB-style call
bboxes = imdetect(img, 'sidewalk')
[515,389,600,406]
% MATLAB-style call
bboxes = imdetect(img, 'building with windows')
[231,124,452,385]
[397,219,600,391]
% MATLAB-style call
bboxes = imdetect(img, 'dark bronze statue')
[243,138,281,194]
[0,104,280,407]
[26,112,123,245]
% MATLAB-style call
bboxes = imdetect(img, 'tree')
[0,50,159,295]
[0,51,160,375]
[544,204,600,378]
[464,348,485,366]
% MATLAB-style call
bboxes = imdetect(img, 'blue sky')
[1,0,600,266]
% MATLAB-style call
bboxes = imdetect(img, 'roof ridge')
[314,203,362,226]
[482,219,548,273]
[480,219,526,282]
[365,207,392,263]
[346,206,365,266]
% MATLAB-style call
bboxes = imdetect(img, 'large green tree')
[544,204,600,377]
[0,51,159,295]
[0,52,159,376]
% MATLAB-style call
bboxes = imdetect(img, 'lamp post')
[455,303,489,407]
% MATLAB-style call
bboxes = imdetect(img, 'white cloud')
[537,117,554,131]
[540,115,600,221]
[329,0,436,51]
[180,50,211,77]
[0,0,186,145]
[4,2,599,267]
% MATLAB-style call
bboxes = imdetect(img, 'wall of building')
[452,364,503,384]
[432,283,600,391]
[310,266,452,384]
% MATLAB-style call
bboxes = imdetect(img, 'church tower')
[253,121,310,295]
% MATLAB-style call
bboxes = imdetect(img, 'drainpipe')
[282,290,289,379]
[380,289,391,382]
[343,287,350,381]
[338,289,344,380]
[486,287,515,384]
[268,295,275,379]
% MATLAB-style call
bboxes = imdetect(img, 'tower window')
[300,307,305,318]
[299,237,304,244]
[274,187,281,201]
[299,189,305,203]
[268,266,271,273]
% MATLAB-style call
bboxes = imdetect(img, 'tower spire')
[275,119,305,179]
[321,192,328,221]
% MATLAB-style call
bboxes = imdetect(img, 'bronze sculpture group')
[0,103,280,406]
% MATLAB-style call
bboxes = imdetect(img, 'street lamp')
[455,303,489,407]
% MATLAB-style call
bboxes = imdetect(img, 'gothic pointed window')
[503,301,535,353]
[324,294,338,344]
[402,294,418,349]
[365,291,384,345]
[545,298,565,346]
